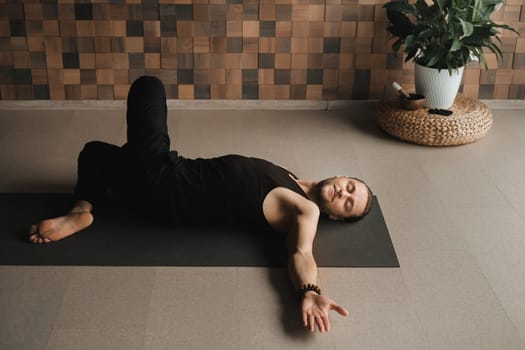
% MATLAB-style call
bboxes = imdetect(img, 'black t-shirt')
[160,154,308,228]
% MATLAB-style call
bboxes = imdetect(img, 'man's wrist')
[298,283,322,300]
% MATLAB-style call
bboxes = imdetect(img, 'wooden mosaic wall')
[0,0,524,100]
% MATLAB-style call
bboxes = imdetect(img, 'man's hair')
[343,177,373,222]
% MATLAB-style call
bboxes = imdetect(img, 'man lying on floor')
[28,76,373,333]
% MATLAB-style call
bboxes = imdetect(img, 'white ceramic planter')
[415,63,464,109]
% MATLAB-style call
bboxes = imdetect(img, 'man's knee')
[129,75,165,100]
[78,141,114,165]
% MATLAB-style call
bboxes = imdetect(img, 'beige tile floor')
[1,102,525,350]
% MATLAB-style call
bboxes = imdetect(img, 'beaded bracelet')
[298,283,322,300]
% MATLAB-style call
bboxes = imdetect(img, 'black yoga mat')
[0,193,399,267]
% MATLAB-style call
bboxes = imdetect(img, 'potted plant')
[384,0,518,109]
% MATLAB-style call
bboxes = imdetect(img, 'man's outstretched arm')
[287,203,349,333]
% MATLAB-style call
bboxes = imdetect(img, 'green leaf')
[426,54,440,67]
[491,23,520,36]
[434,0,446,10]
[385,11,415,38]
[383,1,417,16]
[479,54,488,71]
[486,41,503,59]
[471,0,483,22]
[415,0,438,19]
[392,38,403,54]
[417,28,434,39]
[450,39,462,51]
[404,34,416,49]
[405,47,419,62]
[483,0,504,5]
[458,18,474,37]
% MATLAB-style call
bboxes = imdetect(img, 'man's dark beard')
[315,177,334,214]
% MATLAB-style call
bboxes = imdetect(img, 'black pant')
[73,76,172,215]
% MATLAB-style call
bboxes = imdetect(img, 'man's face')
[316,176,369,221]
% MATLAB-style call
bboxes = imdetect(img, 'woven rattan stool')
[376,94,492,146]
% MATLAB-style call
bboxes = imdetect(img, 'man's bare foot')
[29,212,94,244]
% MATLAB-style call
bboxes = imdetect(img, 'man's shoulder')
[263,187,319,233]
[266,187,319,216]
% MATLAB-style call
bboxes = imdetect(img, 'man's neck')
[294,179,319,204]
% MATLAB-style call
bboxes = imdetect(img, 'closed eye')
[347,180,355,193]
[345,198,353,211]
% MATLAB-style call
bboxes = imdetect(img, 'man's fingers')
[322,315,331,332]
[309,315,315,332]
[315,316,324,332]
[331,303,349,317]
[302,298,347,333]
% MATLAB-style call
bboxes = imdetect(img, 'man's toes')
[29,233,46,244]
[29,225,37,234]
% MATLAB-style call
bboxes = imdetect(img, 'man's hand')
[301,293,349,333]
